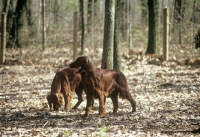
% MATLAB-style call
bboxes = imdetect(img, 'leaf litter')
[0,46,200,136]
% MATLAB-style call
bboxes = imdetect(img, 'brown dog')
[47,67,85,111]
[69,56,136,117]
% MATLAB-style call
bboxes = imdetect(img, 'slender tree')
[118,0,126,39]
[7,0,27,47]
[87,0,97,33]
[1,0,10,31]
[87,0,92,33]
[113,0,121,70]
[4,0,16,48]
[141,0,148,25]
[173,0,186,44]
[146,0,159,54]
[127,0,132,50]
[191,0,197,23]
[195,28,200,49]
[26,1,31,26]
[2,0,10,14]
[52,0,59,41]
[79,0,85,54]
[101,0,115,69]
[42,0,46,51]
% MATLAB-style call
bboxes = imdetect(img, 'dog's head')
[47,93,64,111]
[69,56,92,71]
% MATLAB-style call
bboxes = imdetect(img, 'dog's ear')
[56,93,64,106]
[84,56,92,68]
[83,56,89,63]
[49,93,62,110]
[80,70,86,74]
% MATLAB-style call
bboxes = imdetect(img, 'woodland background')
[0,0,200,57]
[1,0,200,137]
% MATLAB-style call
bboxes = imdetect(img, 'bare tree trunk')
[26,0,31,27]
[87,0,92,33]
[191,0,197,23]
[114,0,121,70]
[141,0,148,25]
[146,0,159,54]
[53,0,59,44]
[73,11,78,61]
[1,13,6,64]
[79,0,85,54]
[7,0,27,47]
[42,0,46,51]
[127,0,132,50]
[5,0,15,37]
[195,28,200,49]
[37,0,41,44]
[121,0,126,39]
[102,0,115,69]
[3,0,10,14]
[173,0,186,44]
[191,0,197,45]
[1,0,9,61]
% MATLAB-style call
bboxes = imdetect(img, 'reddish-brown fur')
[69,56,136,117]
[47,67,85,111]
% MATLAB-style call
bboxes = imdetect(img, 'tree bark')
[5,0,15,35]
[3,0,10,14]
[8,0,27,47]
[127,0,132,50]
[42,0,46,51]
[173,0,186,44]
[119,0,126,39]
[1,0,10,35]
[1,13,6,64]
[26,0,32,27]
[141,0,148,25]
[87,0,92,33]
[101,0,115,69]
[113,0,121,70]
[146,0,159,54]
[191,0,197,23]
[79,0,85,54]
[195,28,200,49]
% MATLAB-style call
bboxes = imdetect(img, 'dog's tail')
[116,71,136,112]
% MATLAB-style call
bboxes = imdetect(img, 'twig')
[42,121,48,129]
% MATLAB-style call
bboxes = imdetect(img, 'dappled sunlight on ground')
[1,46,200,136]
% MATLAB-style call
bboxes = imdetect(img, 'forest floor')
[1,45,200,137]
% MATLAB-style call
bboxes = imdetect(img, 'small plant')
[64,130,69,137]
[98,127,106,137]
[154,84,158,89]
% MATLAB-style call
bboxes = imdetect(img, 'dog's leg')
[47,95,52,110]
[126,92,136,112]
[119,88,136,113]
[110,91,119,114]
[98,94,106,117]
[63,92,72,110]
[73,88,84,110]
[85,94,93,117]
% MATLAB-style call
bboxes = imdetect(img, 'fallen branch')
[42,121,48,129]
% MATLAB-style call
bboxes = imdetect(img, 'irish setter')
[47,67,85,111]
[69,56,136,117]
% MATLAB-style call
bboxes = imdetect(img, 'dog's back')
[47,67,83,110]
